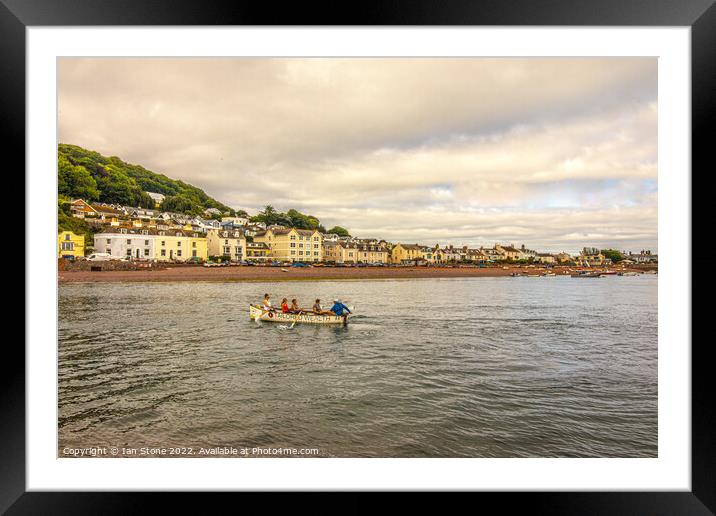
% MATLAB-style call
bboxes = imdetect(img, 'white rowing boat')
[249,305,349,325]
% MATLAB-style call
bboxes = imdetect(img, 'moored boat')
[249,305,349,325]
[618,271,639,276]
[571,271,603,278]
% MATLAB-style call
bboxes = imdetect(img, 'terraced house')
[324,241,389,264]
[390,243,423,264]
[94,227,208,261]
[254,227,323,262]
[207,228,246,262]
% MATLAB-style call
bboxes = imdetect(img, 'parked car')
[292,262,309,267]
[86,253,112,261]
[186,256,204,264]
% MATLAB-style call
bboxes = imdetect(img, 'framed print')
[7,0,711,512]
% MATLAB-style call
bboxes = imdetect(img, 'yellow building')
[246,242,270,262]
[390,243,423,264]
[207,228,246,261]
[579,248,605,266]
[355,243,389,264]
[254,228,323,262]
[58,231,85,258]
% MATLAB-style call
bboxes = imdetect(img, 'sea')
[58,275,657,457]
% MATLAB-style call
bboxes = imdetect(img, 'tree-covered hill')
[58,143,235,216]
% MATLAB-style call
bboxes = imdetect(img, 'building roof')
[396,243,423,251]
[90,204,125,215]
[95,226,203,238]
[257,227,319,237]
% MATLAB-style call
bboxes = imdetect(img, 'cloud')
[58,58,657,253]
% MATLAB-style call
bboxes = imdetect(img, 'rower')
[329,298,351,317]
[262,293,273,311]
[290,298,302,314]
[312,298,324,314]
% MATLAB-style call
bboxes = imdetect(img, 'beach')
[57,264,654,283]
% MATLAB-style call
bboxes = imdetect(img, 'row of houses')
[60,199,656,265]
[69,199,263,235]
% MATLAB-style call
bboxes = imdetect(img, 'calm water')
[58,276,657,457]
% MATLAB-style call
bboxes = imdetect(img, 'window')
[61,242,74,250]
[127,239,131,244]
[65,234,71,240]
[314,251,319,256]
[106,248,111,254]
[192,250,197,257]
[177,250,182,257]
[106,239,111,244]
[144,248,149,256]
[291,250,296,255]
[299,251,303,255]
[145,240,149,245]
[192,241,197,248]
[290,235,296,240]
[177,241,181,246]
[299,243,304,248]
[161,241,166,246]
[290,242,296,248]
[314,244,319,249]
[126,249,132,256]
[314,236,319,241]
[225,240,229,244]
[161,249,166,256]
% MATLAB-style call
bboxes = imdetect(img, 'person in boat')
[312,298,325,314]
[262,293,273,311]
[290,298,302,314]
[329,298,352,317]
[281,298,289,313]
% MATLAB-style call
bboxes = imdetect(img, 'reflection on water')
[59,276,657,457]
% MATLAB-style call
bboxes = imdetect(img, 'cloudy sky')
[58,58,657,253]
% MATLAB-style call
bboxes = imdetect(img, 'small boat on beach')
[249,305,349,325]
[571,271,603,278]
[618,271,639,276]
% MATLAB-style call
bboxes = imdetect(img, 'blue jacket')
[330,302,351,316]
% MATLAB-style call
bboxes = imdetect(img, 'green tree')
[160,194,201,215]
[58,155,100,201]
[601,249,625,263]
[327,226,350,237]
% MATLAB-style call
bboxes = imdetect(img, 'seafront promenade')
[57,264,655,283]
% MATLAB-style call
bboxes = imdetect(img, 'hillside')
[58,143,235,216]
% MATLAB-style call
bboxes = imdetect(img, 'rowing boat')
[571,272,603,278]
[249,305,349,325]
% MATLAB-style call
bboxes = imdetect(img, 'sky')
[58,58,657,253]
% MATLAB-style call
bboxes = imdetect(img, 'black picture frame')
[6,0,710,512]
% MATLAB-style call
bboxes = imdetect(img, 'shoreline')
[57,265,655,284]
